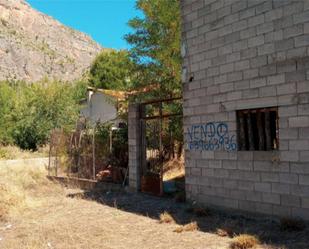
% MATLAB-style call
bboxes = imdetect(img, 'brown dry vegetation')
[163,158,185,181]
[0,165,230,249]
[0,145,49,160]
[173,221,199,233]
[0,163,60,222]
[159,211,175,224]
[0,165,309,249]
[230,234,260,249]
[217,227,234,238]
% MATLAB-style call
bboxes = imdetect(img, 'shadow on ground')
[67,190,309,249]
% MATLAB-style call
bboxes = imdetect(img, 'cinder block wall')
[181,0,309,219]
[128,104,141,191]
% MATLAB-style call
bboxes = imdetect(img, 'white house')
[80,87,126,125]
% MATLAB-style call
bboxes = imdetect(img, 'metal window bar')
[237,107,279,151]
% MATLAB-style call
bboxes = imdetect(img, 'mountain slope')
[0,0,103,82]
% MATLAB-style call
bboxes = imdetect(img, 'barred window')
[237,107,279,151]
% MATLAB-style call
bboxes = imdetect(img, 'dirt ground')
[1,191,309,249]
[0,166,308,249]
[1,190,231,249]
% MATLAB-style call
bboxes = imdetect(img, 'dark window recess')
[237,107,279,151]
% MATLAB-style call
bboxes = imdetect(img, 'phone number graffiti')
[186,122,237,152]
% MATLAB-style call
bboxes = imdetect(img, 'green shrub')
[0,80,84,150]
[0,82,15,144]
[111,124,128,168]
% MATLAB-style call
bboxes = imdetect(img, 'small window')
[237,107,279,151]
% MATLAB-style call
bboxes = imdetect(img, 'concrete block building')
[181,0,309,219]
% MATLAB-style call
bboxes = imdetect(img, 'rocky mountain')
[0,0,103,82]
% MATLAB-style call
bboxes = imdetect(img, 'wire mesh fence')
[48,122,128,184]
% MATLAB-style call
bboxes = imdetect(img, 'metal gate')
[139,97,183,196]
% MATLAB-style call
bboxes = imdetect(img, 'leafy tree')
[0,82,16,144]
[89,50,134,90]
[125,1,183,155]
[125,0,181,99]
[12,81,81,150]
[0,80,84,150]
[71,79,88,102]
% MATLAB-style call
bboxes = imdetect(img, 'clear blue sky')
[26,0,141,49]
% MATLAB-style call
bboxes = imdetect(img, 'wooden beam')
[141,96,182,105]
[142,112,182,120]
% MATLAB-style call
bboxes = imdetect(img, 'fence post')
[92,125,96,180]
[48,141,51,176]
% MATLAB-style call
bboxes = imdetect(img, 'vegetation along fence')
[48,121,128,185]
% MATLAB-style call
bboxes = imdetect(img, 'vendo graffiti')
[186,122,237,151]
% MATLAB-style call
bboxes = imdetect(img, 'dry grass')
[159,211,175,224]
[216,227,234,238]
[1,165,307,249]
[0,145,49,160]
[0,165,231,249]
[230,234,260,249]
[3,164,306,249]
[280,217,306,232]
[0,184,25,221]
[163,158,184,181]
[0,164,62,222]
[173,221,199,233]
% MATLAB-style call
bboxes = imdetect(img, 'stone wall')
[181,0,309,219]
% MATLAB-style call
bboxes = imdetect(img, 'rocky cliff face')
[0,0,103,82]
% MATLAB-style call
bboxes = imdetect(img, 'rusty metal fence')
[140,97,183,195]
[48,123,128,184]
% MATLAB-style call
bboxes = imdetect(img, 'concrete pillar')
[128,103,141,191]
